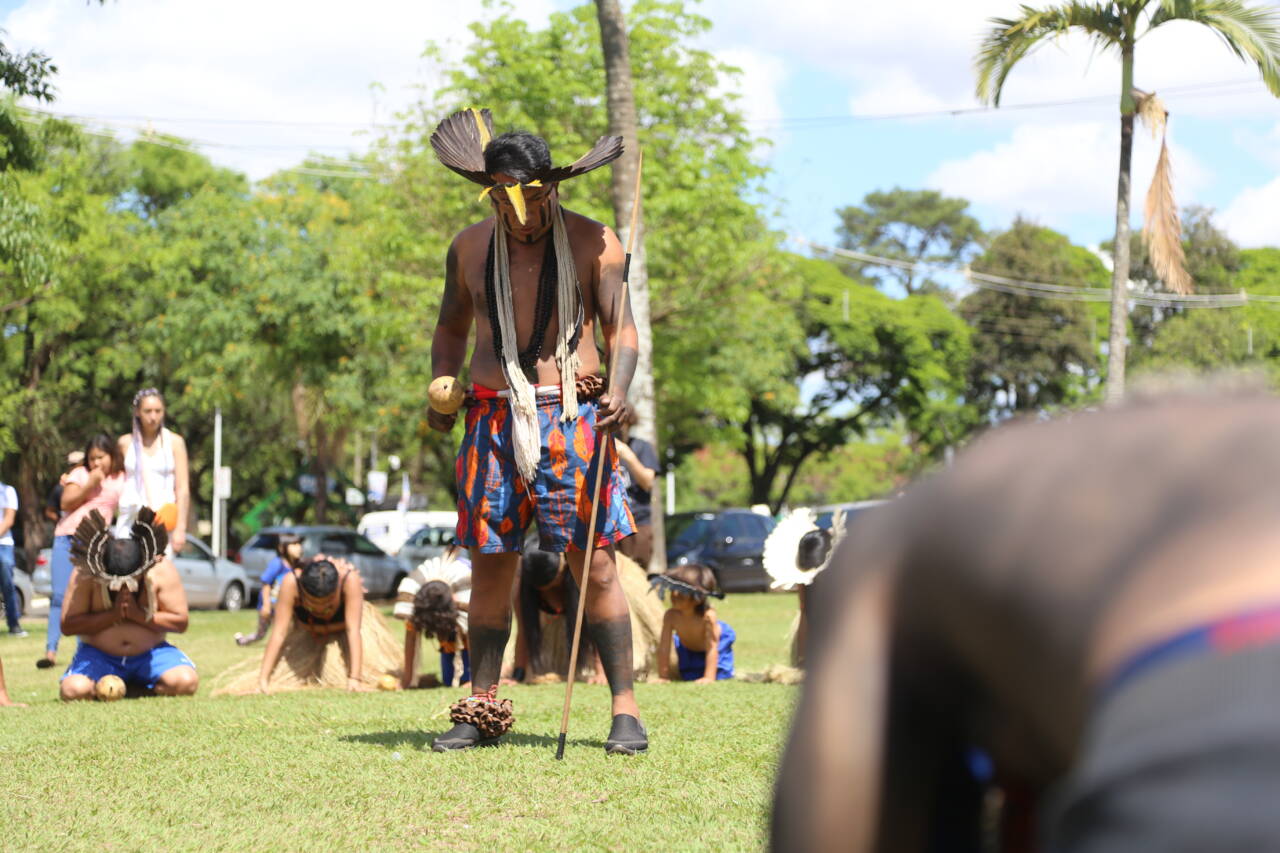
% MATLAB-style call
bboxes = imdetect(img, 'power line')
[799,238,1280,309]
[747,78,1267,128]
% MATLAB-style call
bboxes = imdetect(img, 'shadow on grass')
[339,729,605,750]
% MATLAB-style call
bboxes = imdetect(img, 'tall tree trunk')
[595,0,665,570]
[1105,46,1136,407]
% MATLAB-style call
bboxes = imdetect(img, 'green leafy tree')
[975,0,1280,404]
[732,255,972,511]
[961,220,1105,419]
[835,188,985,295]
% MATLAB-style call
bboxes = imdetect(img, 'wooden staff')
[556,150,643,760]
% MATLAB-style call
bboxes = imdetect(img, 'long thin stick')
[556,150,643,760]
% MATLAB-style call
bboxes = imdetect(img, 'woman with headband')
[116,388,190,552]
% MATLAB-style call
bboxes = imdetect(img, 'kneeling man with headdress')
[59,507,197,700]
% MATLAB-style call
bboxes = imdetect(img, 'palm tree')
[975,1,1280,405]
[595,0,665,570]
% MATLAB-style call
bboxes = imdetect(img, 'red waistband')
[471,382,562,400]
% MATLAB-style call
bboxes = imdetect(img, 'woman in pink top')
[39,434,125,668]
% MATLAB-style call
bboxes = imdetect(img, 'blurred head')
[276,534,303,564]
[410,581,459,639]
[104,539,143,577]
[66,450,85,468]
[484,131,557,242]
[298,558,341,618]
[132,387,166,438]
[797,529,833,570]
[665,564,720,615]
[83,433,123,477]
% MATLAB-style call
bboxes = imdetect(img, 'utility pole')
[212,407,222,558]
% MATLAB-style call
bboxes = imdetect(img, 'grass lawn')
[0,591,799,852]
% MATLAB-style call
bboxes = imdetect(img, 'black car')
[665,509,777,593]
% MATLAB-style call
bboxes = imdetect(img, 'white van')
[357,510,457,555]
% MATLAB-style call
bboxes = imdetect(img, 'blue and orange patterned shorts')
[454,391,636,554]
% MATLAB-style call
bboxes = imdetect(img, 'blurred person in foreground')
[773,387,1280,852]
[58,508,197,700]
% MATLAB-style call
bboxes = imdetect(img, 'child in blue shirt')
[235,534,302,646]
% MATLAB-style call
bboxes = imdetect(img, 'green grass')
[0,592,800,852]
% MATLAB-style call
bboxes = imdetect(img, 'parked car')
[240,526,410,601]
[0,564,34,623]
[665,509,777,593]
[398,524,457,569]
[357,510,458,556]
[31,536,247,611]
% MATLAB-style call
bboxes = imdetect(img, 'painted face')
[489,173,558,243]
[87,447,112,476]
[135,395,165,436]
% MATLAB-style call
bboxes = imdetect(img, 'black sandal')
[431,722,499,751]
[604,714,648,755]
[35,658,54,669]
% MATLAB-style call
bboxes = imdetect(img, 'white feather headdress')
[762,508,846,589]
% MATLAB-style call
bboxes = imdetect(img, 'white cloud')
[927,119,1210,229]
[713,46,788,153]
[3,0,557,179]
[701,0,1280,123]
[1220,176,1280,247]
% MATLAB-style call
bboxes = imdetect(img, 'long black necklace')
[484,228,558,375]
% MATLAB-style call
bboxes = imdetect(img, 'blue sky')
[4,0,1279,253]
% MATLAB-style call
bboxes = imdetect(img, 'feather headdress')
[429,108,623,225]
[762,508,846,590]
[393,551,470,621]
[70,507,168,615]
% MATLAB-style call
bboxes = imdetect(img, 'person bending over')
[239,556,400,694]
[58,508,197,700]
[395,545,473,689]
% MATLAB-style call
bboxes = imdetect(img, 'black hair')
[797,529,833,570]
[104,539,143,577]
[83,433,124,475]
[483,131,551,183]
[410,581,459,637]
[665,564,720,616]
[300,558,339,597]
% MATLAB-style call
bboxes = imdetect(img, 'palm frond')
[976,3,1125,105]
[1143,133,1193,294]
[1133,88,1167,138]
[1148,0,1280,96]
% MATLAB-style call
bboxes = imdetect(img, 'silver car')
[239,526,410,601]
[31,535,249,611]
[397,524,456,569]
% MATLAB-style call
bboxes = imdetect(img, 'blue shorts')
[61,641,195,690]
[455,392,636,554]
[674,620,735,681]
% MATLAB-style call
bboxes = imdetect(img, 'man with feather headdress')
[57,507,197,700]
[426,109,646,754]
